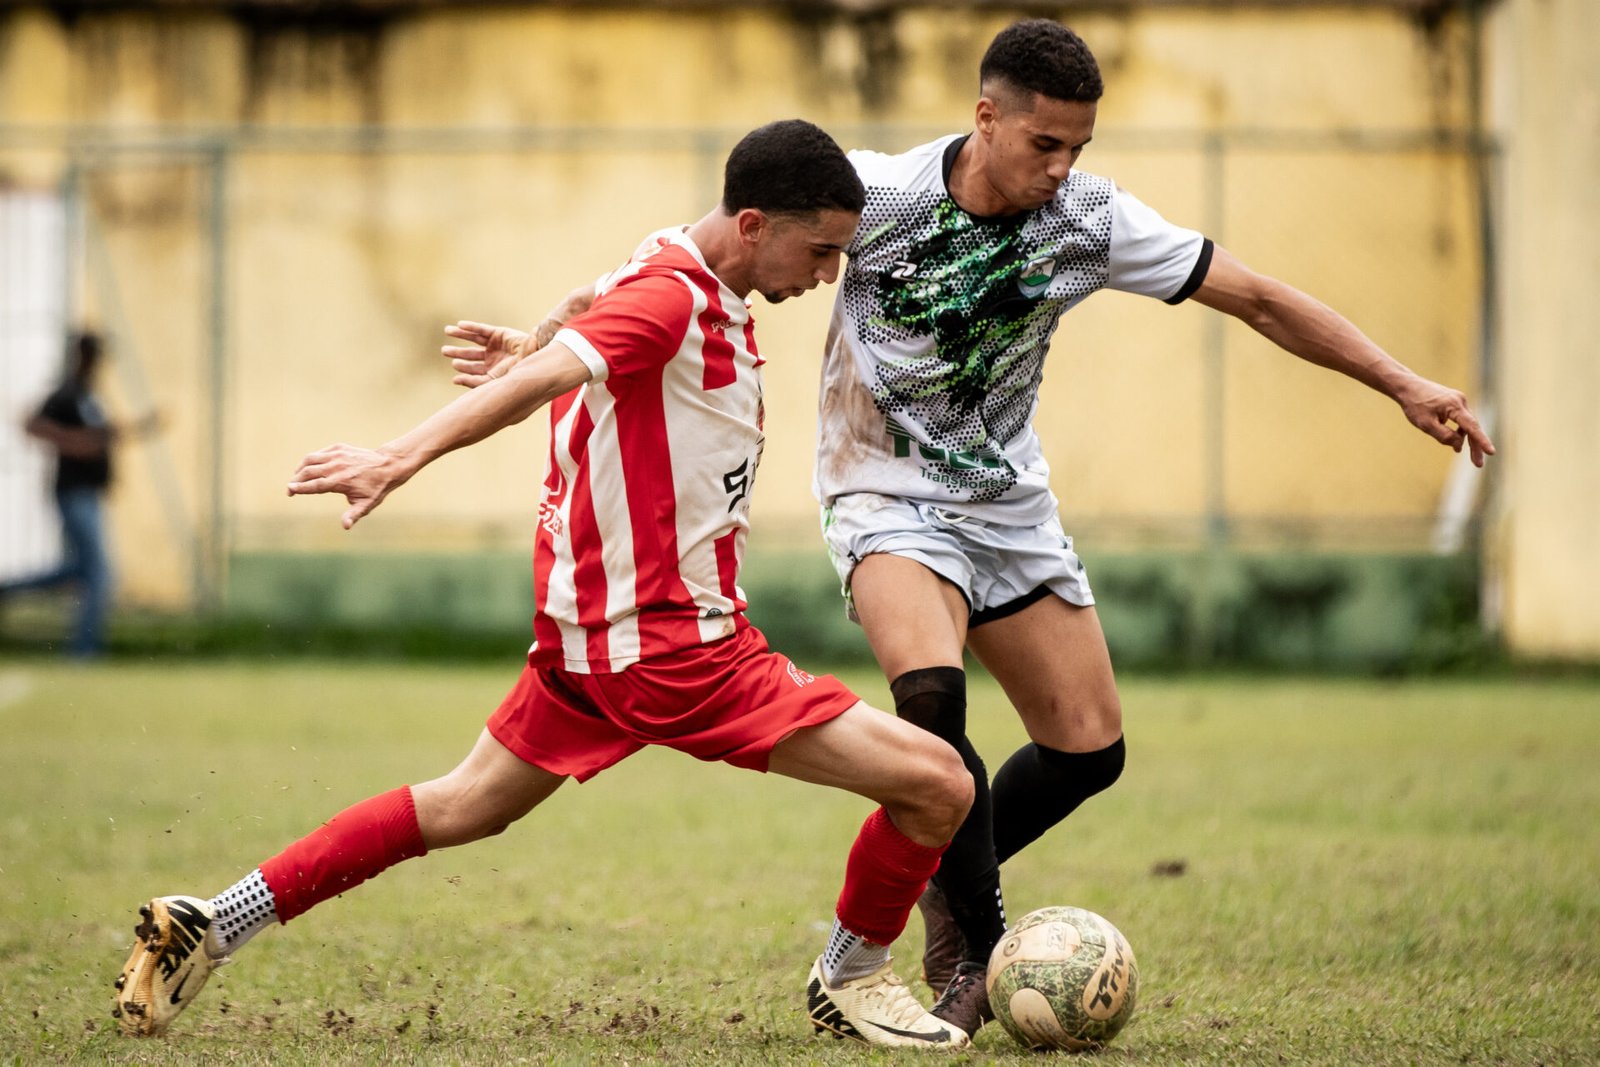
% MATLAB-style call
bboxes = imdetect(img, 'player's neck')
[946,136,1022,219]
[686,211,752,298]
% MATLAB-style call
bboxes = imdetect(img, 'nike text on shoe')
[113,896,228,1037]
[916,881,968,994]
[930,960,994,1037]
[807,955,970,1049]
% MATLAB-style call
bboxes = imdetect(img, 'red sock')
[258,786,427,923]
[835,807,947,946]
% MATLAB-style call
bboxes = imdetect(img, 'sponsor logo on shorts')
[787,661,815,687]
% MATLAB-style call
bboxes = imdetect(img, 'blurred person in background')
[1,331,157,658]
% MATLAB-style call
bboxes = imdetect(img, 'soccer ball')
[985,906,1140,1051]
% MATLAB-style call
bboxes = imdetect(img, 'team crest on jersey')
[786,661,816,687]
[1018,255,1057,298]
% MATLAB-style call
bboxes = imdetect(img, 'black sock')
[890,667,1007,964]
[992,736,1126,865]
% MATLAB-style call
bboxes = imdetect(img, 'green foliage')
[1087,552,1496,673]
[2,549,1552,673]
[1,662,1597,1064]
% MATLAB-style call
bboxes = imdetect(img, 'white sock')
[821,918,890,985]
[207,869,278,956]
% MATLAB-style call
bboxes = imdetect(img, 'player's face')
[979,92,1098,212]
[752,209,860,303]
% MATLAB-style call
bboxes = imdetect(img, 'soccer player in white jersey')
[111,120,975,1051]
[429,20,1496,1040]
[808,19,1496,1036]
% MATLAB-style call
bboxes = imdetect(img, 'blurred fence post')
[201,141,229,616]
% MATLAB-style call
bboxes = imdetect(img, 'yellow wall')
[1487,0,1600,659]
[1,5,1491,617]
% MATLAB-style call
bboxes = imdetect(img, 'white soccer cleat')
[807,955,971,1049]
[112,895,228,1037]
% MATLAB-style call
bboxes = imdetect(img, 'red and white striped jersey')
[532,228,764,673]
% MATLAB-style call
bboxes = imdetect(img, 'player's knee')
[920,740,974,841]
[1042,692,1122,751]
[1087,699,1124,749]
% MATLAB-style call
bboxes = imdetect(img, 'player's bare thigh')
[850,552,969,679]
[766,700,973,847]
[412,728,567,849]
[966,595,1122,753]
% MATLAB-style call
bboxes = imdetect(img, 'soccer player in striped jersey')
[111,120,974,1050]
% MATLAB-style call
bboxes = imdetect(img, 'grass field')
[1,659,1597,1065]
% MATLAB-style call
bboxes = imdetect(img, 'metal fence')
[0,121,1497,613]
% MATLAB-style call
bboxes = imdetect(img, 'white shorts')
[820,493,1095,625]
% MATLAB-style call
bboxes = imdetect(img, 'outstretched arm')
[25,410,162,458]
[1191,246,1495,466]
[24,414,110,460]
[289,341,591,528]
[441,284,596,388]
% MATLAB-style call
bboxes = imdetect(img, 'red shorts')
[486,625,861,782]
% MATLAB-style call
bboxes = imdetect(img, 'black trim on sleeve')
[1164,237,1215,305]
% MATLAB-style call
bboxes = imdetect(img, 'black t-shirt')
[38,381,111,491]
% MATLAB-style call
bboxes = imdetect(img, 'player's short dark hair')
[980,19,1103,104]
[721,119,865,217]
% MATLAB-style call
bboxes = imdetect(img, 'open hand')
[287,443,408,529]
[441,321,530,388]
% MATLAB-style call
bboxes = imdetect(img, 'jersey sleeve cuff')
[1164,238,1215,305]
[554,326,610,382]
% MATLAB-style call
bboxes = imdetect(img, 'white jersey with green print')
[814,133,1214,526]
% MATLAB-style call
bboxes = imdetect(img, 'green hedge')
[0,549,1497,672]
[223,548,1492,672]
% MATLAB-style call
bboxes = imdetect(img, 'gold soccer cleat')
[112,896,227,1037]
[807,955,970,1049]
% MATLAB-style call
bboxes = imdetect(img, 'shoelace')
[931,968,985,1017]
[864,969,938,1029]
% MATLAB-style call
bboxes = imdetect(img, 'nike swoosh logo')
[169,971,190,1005]
[865,1020,955,1043]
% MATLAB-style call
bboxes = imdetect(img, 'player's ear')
[735,208,769,246]
[974,95,1000,137]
